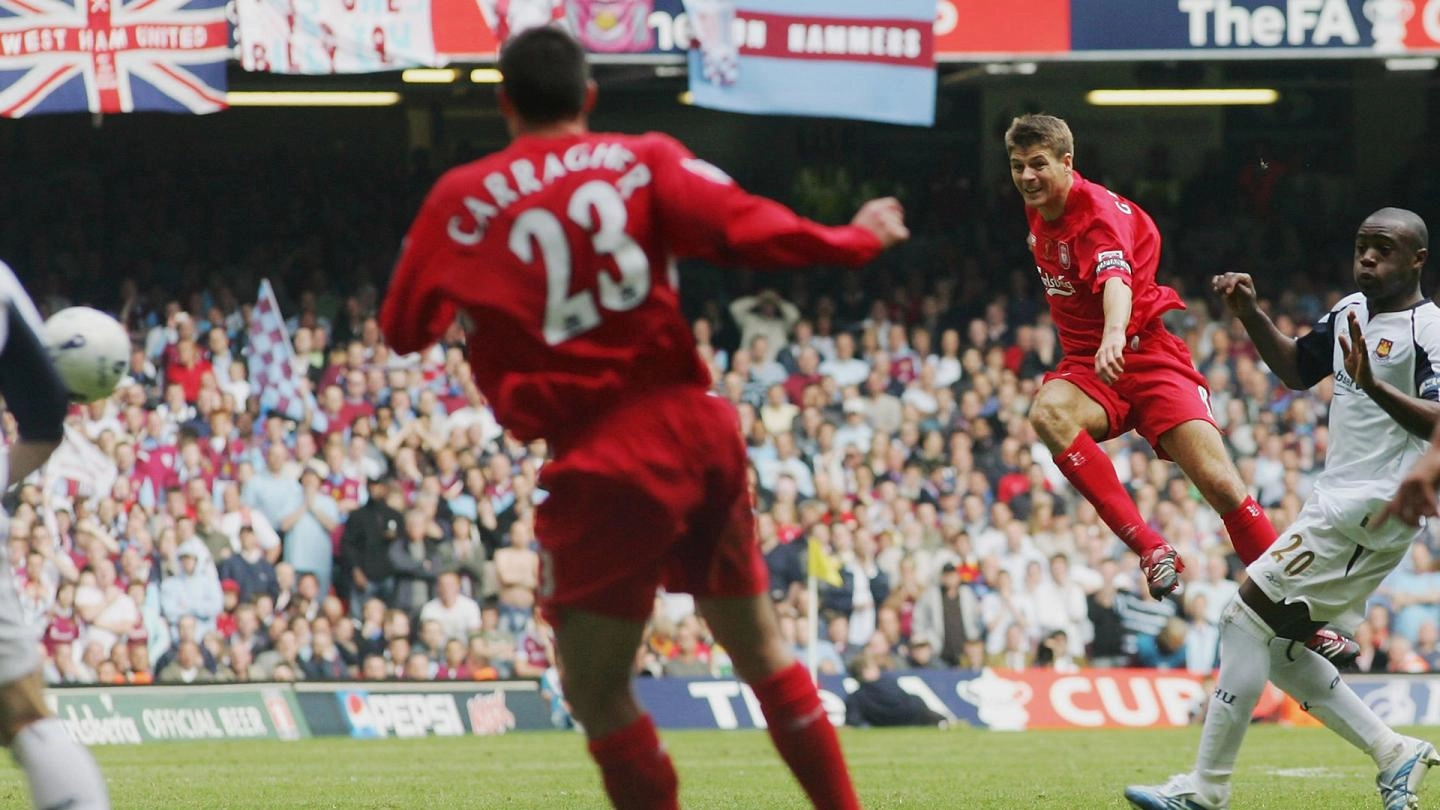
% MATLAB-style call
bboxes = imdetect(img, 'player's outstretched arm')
[1378,424,1440,526]
[379,184,460,356]
[1213,272,1306,389]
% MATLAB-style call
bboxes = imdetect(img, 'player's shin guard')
[1054,432,1166,556]
[751,661,861,810]
[1193,599,1274,803]
[12,717,110,810]
[586,714,679,810]
[1267,639,1407,769]
[1222,496,1277,566]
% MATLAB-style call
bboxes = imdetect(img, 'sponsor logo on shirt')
[1335,368,1360,393]
[1037,268,1076,297]
[1058,242,1071,270]
[1095,250,1132,276]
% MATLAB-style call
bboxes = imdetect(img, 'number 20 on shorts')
[1269,534,1316,576]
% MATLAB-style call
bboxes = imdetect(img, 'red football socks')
[751,662,862,810]
[1223,496,1277,566]
[586,714,679,810]
[1055,432,1166,556]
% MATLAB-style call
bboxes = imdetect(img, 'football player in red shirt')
[380,27,907,810]
[1007,114,1353,661]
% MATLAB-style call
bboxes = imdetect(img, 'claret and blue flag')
[0,0,228,117]
[684,0,936,127]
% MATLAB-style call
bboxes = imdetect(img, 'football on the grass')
[42,306,130,403]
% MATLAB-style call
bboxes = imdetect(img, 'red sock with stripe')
[586,714,679,810]
[1223,496,1277,566]
[1054,431,1166,556]
[751,661,861,810]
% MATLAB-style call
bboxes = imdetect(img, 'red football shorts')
[535,386,767,625]
[1043,326,1217,460]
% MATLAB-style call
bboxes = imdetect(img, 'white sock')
[1194,598,1273,801]
[1267,638,1408,769]
[11,717,110,810]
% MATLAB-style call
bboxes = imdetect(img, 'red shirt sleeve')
[379,177,461,356]
[1080,197,1138,293]
[646,134,882,268]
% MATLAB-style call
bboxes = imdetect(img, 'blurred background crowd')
[4,124,1439,689]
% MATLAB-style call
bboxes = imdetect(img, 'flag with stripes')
[248,279,313,423]
[0,0,228,117]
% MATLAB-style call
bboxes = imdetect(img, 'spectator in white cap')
[160,539,222,637]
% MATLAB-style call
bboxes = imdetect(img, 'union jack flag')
[0,0,228,117]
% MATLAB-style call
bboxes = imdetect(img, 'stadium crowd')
[5,129,1440,688]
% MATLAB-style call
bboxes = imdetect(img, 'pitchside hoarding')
[47,685,307,745]
[633,670,1440,731]
[44,671,1440,745]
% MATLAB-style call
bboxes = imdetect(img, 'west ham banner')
[0,0,228,117]
[683,0,935,127]
[236,0,442,74]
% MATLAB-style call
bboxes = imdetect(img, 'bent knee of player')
[1029,385,1085,444]
[0,671,49,746]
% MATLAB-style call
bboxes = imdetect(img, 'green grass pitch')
[0,725,1426,808]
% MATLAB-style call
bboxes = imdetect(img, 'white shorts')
[1247,496,1413,634]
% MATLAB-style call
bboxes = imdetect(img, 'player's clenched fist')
[1212,272,1259,318]
[851,197,910,248]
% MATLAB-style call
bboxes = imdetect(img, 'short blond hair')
[1004,113,1074,159]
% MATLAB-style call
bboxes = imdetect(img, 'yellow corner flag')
[807,537,843,587]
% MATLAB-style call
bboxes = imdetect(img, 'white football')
[42,307,130,403]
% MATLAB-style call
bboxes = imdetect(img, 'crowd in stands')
[5,125,1440,688]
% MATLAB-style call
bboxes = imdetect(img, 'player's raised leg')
[1030,378,1180,597]
[1159,420,1276,564]
[554,609,678,810]
[699,593,861,810]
